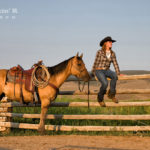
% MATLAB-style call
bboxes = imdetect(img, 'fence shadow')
[0,147,12,150]
[50,145,133,150]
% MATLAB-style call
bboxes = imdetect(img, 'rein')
[78,81,90,108]
[78,80,85,92]
[87,81,90,108]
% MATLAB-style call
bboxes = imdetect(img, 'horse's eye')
[78,64,81,66]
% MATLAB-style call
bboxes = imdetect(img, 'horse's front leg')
[38,98,50,134]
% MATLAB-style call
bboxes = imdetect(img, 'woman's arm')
[112,52,120,75]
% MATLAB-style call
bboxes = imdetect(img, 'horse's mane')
[47,56,73,75]
[48,56,82,75]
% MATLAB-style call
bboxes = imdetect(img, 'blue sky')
[0,0,150,71]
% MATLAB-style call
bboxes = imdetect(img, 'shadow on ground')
[50,145,133,150]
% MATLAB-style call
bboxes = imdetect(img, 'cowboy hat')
[100,36,116,47]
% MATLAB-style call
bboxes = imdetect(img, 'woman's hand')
[90,72,95,78]
[119,74,126,76]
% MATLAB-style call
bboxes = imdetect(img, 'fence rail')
[1,112,150,120]
[67,74,150,81]
[1,122,150,132]
[59,89,150,95]
[1,101,150,108]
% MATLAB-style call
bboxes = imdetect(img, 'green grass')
[1,97,150,136]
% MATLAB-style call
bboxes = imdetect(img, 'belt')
[96,67,105,70]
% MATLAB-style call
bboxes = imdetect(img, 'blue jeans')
[95,69,118,101]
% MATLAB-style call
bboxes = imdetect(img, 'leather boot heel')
[97,94,106,107]
[98,101,106,107]
[112,97,118,103]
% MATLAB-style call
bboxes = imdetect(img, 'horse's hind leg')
[0,93,5,100]
[0,70,7,101]
[0,83,6,101]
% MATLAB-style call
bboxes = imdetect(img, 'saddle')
[7,61,43,104]
[7,65,34,92]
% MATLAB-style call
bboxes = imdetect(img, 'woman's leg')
[105,70,118,102]
[95,70,108,103]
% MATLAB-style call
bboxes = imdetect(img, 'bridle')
[70,58,90,108]
[70,58,86,91]
[70,58,87,78]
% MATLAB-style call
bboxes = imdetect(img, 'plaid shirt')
[92,49,120,75]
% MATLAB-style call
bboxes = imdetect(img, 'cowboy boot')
[97,95,106,107]
[107,90,118,103]
[97,90,106,107]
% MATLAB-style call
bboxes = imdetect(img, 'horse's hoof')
[38,128,45,135]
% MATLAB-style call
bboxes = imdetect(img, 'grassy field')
[1,97,150,136]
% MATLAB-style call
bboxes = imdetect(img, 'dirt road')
[0,135,150,150]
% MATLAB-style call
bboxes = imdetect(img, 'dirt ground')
[0,135,150,150]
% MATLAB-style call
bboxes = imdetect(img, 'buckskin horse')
[0,53,90,133]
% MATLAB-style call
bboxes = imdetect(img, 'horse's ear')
[80,53,83,59]
[75,52,79,58]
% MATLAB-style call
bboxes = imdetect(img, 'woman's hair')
[102,43,106,52]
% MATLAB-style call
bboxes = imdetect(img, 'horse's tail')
[0,69,8,100]
[0,93,5,100]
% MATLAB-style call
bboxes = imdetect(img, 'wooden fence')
[0,74,150,133]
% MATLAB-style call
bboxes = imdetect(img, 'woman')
[92,36,122,107]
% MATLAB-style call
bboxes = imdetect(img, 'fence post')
[0,102,13,134]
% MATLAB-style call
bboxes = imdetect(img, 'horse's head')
[70,53,90,82]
